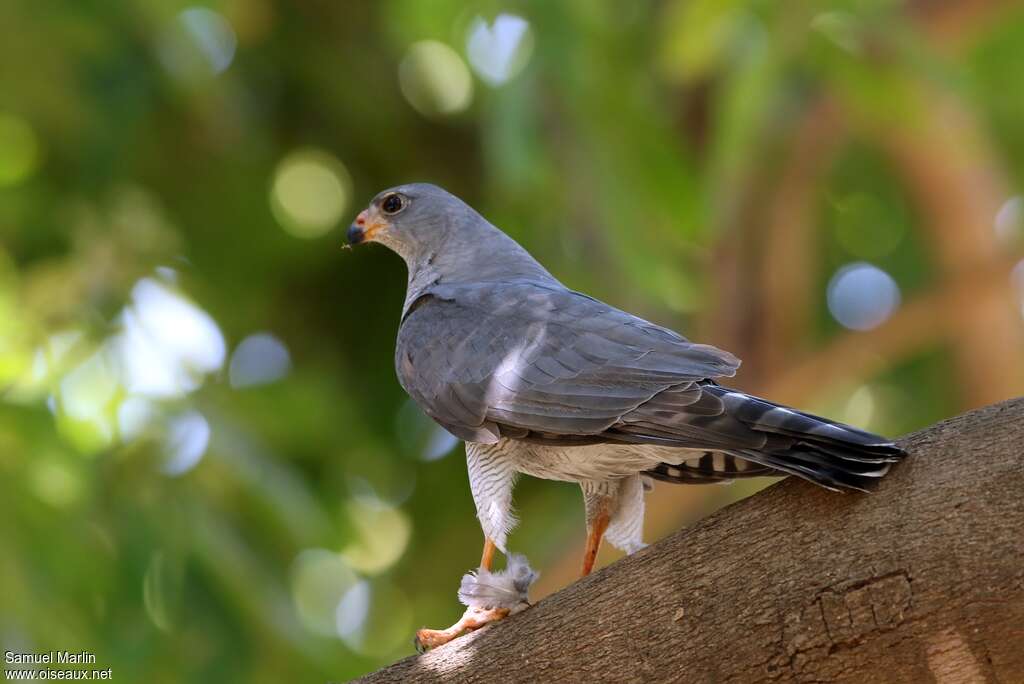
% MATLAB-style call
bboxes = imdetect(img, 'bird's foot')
[414,553,538,653]
[414,605,510,652]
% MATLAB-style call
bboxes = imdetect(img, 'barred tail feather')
[728,443,897,492]
[645,451,775,484]
[640,385,907,492]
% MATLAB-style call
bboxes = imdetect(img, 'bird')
[346,183,907,649]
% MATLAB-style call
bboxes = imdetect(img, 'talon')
[413,606,511,651]
[414,553,537,652]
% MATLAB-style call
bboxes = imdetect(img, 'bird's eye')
[381,193,406,215]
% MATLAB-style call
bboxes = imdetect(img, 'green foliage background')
[1,1,1023,681]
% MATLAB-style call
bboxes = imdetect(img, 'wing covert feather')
[395,280,739,442]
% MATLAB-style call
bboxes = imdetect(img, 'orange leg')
[480,537,496,571]
[415,605,511,652]
[581,507,610,577]
[414,536,505,652]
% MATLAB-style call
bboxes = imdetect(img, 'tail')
[641,385,907,492]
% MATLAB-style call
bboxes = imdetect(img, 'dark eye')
[381,193,405,215]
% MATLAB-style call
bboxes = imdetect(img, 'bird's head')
[347,183,472,262]
[347,183,555,293]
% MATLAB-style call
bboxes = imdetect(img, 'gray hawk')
[346,183,906,649]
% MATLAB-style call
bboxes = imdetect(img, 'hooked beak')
[347,223,365,245]
[347,210,387,246]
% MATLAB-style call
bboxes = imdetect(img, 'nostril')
[356,215,365,226]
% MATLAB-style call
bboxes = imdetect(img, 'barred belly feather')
[465,439,709,555]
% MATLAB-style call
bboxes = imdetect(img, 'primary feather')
[397,278,904,491]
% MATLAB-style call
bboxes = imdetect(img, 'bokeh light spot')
[180,8,237,74]
[466,14,533,86]
[270,149,352,238]
[0,113,40,186]
[842,385,876,429]
[291,549,358,637]
[229,332,291,388]
[341,498,411,575]
[29,460,83,508]
[162,411,210,476]
[995,196,1022,244]
[16,330,85,401]
[423,425,459,462]
[335,580,370,639]
[811,11,863,54]
[23,273,224,455]
[399,41,473,117]
[142,551,179,632]
[339,582,413,657]
[397,399,461,462]
[115,278,226,398]
[58,347,120,449]
[155,266,178,284]
[118,396,156,441]
[827,262,901,331]
[159,7,237,80]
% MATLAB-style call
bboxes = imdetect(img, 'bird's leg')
[480,536,496,570]
[581,503,610,577]
[414,536,510,652]
[414,605,511,652]
[580,481,619,577]
[416,446,528,652]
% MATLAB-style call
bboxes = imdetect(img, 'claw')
[414,605,511,651]
[414,554,538,652]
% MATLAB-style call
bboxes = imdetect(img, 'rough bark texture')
[357,398,1024,683]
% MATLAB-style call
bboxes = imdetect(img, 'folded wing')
[396,279,905,490]
[396,279,739,443]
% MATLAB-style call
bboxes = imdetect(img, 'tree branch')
[357,398,1024,683]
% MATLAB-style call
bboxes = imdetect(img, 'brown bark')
[357,398,1024,683]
